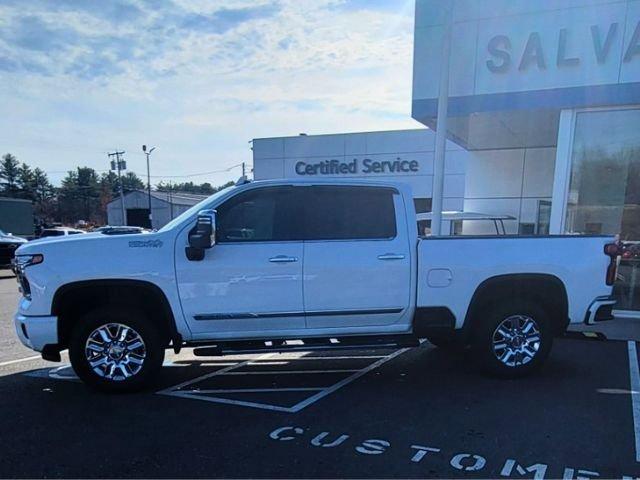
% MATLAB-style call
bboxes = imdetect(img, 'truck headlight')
[12,254,43,300]
[13,254,44,269]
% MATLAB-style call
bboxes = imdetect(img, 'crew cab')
[12,179,619,392]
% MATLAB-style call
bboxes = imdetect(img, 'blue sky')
[0,0,418,187]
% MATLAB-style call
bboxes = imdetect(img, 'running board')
[191,335,419,357]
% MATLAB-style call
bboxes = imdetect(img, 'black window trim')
[302,185,399,242]
[215,184,401,244]
[215,185,303,244]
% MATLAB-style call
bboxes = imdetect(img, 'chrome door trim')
[193,307,404,321]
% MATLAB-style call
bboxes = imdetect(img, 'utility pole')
[242,161,246,178]
[142,145,155,229]
[108,150,127,226]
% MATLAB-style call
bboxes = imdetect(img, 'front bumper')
[14,313,58,352]
[584,296,617,325]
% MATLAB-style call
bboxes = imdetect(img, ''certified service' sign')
[294,158,419,176]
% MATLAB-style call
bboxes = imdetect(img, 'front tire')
[471,299,553,378]
[69,307,165,393]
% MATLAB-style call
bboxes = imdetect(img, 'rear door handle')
[377,253,405,260]
[269,255,298,263]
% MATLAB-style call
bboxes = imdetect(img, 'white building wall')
[253,129,468,212]
[253,129,557,235]
[462,147,556,234]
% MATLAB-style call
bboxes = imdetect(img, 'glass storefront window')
[537,200,551,235]
[565,108,640,311]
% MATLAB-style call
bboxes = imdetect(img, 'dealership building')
[252,0,640,315]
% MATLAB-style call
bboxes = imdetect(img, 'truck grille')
[0,243,19,266]
[17,271,30,299]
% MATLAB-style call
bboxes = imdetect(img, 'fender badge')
[128,240,163,248]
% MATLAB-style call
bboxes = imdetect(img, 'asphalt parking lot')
[1,275,640,478]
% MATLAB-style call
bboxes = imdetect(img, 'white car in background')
[38,227,86,239]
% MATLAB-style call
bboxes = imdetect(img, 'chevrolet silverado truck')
[12,179,619,392]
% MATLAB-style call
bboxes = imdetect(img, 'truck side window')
[304,186,396,240]
[216,187,303,242]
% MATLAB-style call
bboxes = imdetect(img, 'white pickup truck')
[12,179,619,392]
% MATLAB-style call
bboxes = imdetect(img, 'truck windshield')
[158,186,235,233]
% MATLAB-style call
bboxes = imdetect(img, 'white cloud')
[0,0,420,186]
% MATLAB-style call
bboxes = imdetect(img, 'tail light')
[604,242,620,286]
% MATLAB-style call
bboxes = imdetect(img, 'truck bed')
[417,235,615,328]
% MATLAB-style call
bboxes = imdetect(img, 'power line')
[150,163,244,179]
[41,162,246,180]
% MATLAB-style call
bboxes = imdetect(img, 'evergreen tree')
[17,163,35,200]
[58,167,102,223]
[155,180,231,195]
[100,171,144,196]
[0,153,20,196]
[32,168,56,221]
[122,171,144,191]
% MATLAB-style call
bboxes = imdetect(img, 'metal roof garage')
[107,190,207,230]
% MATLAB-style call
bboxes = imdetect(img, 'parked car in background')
[0,229,28,268]
[92,226,148,235]
[39,227,86,238]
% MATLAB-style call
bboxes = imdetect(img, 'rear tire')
[69,306,165,393]
[471,299,553,378]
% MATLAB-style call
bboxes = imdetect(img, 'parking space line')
[627,341,640,463]
[247,355,386,362]
[189,388,324,394]
[288,348,410,413]
[164,361,238,367]
[156,353,275,394]
[158,348,410,412]
[0,355,42,367]
[48,365,79,381]
[163,391,294,413]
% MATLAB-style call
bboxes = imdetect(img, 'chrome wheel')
[492,315,541,367]
[85,323,147,381]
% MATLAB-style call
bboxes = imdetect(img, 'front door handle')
[377,253,405,260]
[269,255,298,263]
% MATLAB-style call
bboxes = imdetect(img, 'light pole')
[108,150,127,226]
[142,145,155,229]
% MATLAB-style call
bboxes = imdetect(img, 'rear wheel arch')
[52,280,181,350]
[464,273,569,338]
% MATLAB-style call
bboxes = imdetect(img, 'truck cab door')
[302,186,412,330]
[175,186,306,339]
